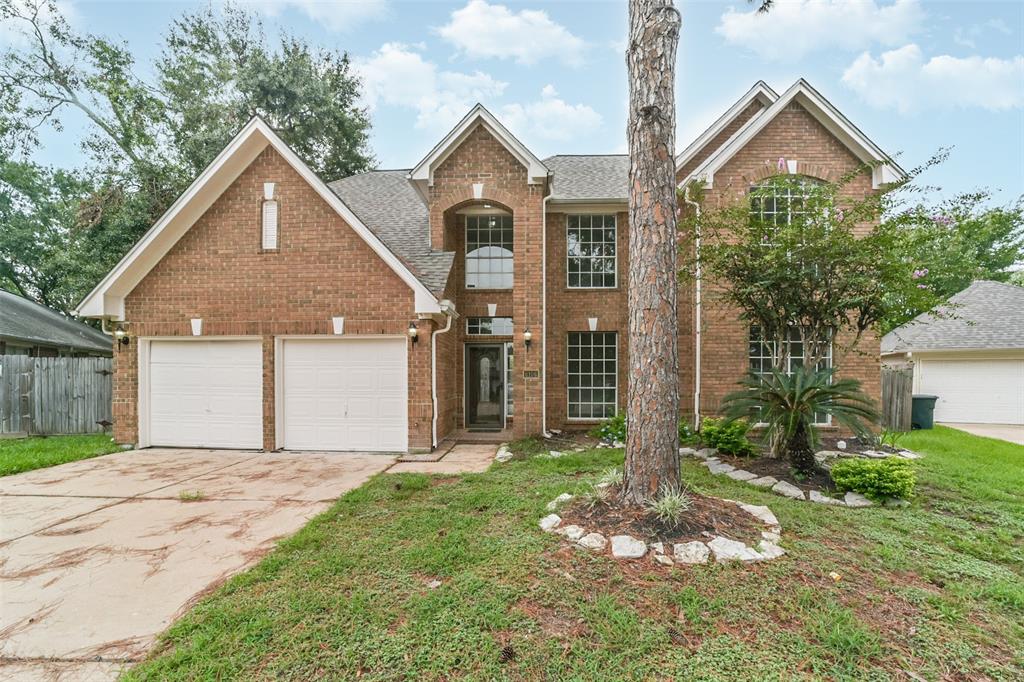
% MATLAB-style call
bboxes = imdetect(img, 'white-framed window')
[749,325,833,424]
[749,177,817,228]
[466,215,513,289]
[505,341,514,417]
[567,331,618,419]
[567,214,617,288]
[466,317,514,336]
[262,200,279,250]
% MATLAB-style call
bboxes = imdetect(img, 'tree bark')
[621,0,681,505]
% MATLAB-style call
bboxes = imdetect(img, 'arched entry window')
[465,214,513,289]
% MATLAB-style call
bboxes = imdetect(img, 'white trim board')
[76,117,442,319]
[674,80,778,171]
[683,79,907,190]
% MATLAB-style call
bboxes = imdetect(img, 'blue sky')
[7,0,1024,203]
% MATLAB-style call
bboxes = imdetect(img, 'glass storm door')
[466,344,505,430]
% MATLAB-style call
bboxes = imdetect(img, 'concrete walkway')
[0,444,494,680]
[940,422,1024,446]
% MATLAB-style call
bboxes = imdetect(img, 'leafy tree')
[723,368,878,476]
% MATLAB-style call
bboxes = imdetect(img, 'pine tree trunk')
[620,0,682,505]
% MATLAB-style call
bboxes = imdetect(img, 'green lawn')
[127,426,1023,680]
[0,434,121,476]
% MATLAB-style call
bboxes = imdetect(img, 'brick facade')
[112,97,885,452]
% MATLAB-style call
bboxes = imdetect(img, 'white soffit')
[686,79,907,190]
[75,117,442,318]
[408,103,549,188]
[674,80,778,171]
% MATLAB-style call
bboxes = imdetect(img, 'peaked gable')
[683,79,906,190]
[76,118,442,319]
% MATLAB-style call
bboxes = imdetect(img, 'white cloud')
[716,0,924,62]
[842,44,1024,113]
[500,86,602,142]
[953,18,1013,50]
[250,0,387,32]
[437,0,586,66]
[354,42,506,132]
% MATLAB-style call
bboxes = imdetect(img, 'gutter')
[542,192,551,436]
[431,304,456,449]
[683,184,702,429]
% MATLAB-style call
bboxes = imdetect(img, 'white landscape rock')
[884,498,911,508]
[726,469,758,482]
[772,480,806,500]
[673,541,710,564]
[756,541,786,559]
[546,493,574,511]
[610,535,647,559]
[897,450,922,460]
[844,491,874,508]
[546,450,566,459]
[577,532,608,551]
[539,514,562,532]
[738,503,779,527]
[708,536,763,563]
[748,476,778,488]
[556,524,586,541]
[679,447,698,457]
[696,447,719,459]
[654,554,674,566]
[651,542,665,555]
[495,446,513,462]
[612,440,625,448]
[862,450,891,459]
[707,461,736,475]
[761,530,781,543]
[809,490,846,506]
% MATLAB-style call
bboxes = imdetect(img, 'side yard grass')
[127,425,1023,680]
[0,434,121,476]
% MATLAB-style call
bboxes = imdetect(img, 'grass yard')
[0,434,120,476]
[127,426,1023,680]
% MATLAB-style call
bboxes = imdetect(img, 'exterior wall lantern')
[408,321,419,343]
[523,327,532,349]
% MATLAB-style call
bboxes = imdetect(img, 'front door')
[465,344,505,430]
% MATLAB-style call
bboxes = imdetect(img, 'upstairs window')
[749,177,817,227]
[466,317,514,336]
[567,214,617,288]
[466,215,513,289]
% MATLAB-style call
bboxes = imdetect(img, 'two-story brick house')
[76,79,905,453]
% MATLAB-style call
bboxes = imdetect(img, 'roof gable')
[675,81,777,173]
[684,79,906,190]
[408,104,548,190]
[75,118,442,319]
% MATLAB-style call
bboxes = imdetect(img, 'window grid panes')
[567,332,618,419]
[505,342,514,417]
[749,326,832,424]
[466,317,514,336]
[749,180,814,227]
[466,215,513,289]
[567,214,617,288]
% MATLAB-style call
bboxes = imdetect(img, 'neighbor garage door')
[918,358,1024,424]
[148,339,263,448]
[280,338,407,451]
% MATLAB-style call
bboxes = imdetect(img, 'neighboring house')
[882,280,1024,425]
[1,290,112,357]
[76,79,904,453]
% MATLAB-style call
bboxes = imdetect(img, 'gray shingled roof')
[882,280,1024,353]
[544,155,629,201]
[328,170,455,295]
[1,290,112,354]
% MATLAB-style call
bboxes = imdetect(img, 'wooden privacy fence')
[881,363,913,432]
[0,355,113,435]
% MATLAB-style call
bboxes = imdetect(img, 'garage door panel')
[148,340,263,449]
[920,359,1024,425]
[281,338,407,452]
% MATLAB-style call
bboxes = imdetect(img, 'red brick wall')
[677,100,765,182]
[116,146,432,451]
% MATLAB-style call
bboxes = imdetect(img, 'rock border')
[683,447,913,508]
[539,493,786,566]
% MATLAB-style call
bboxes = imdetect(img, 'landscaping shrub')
[591,413,700,447]
[830,457,916,500]
[699,417,758,457]
[644,484,693,528]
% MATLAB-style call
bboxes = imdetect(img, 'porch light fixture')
[523,327,532,349]
[408,321,419,343]
[113,326,129,348]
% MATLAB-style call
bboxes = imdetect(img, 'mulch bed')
[714,453,837,493]
[559,486,766,546]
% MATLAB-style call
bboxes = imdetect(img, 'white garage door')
[148,340,263,448]
[280,338,407,452]
[919,359,1024,424]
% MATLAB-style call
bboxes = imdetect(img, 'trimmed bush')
[830,457,915,500]
[700,417,757,457]
[590,413,701,447]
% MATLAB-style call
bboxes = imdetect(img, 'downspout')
[431,303,455,449]
[683,184,702,430]
[541,191,552,436]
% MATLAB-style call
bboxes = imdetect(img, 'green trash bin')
[911,394,938,430]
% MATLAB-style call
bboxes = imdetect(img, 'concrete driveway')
[0,448,396,680]
[941,422,1024,446]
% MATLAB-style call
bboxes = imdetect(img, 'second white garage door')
[280,338,408,451]
[918,358,1024,424]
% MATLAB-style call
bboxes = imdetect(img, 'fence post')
[881,363,913,432]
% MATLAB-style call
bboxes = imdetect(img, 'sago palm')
[722,367,878,475]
